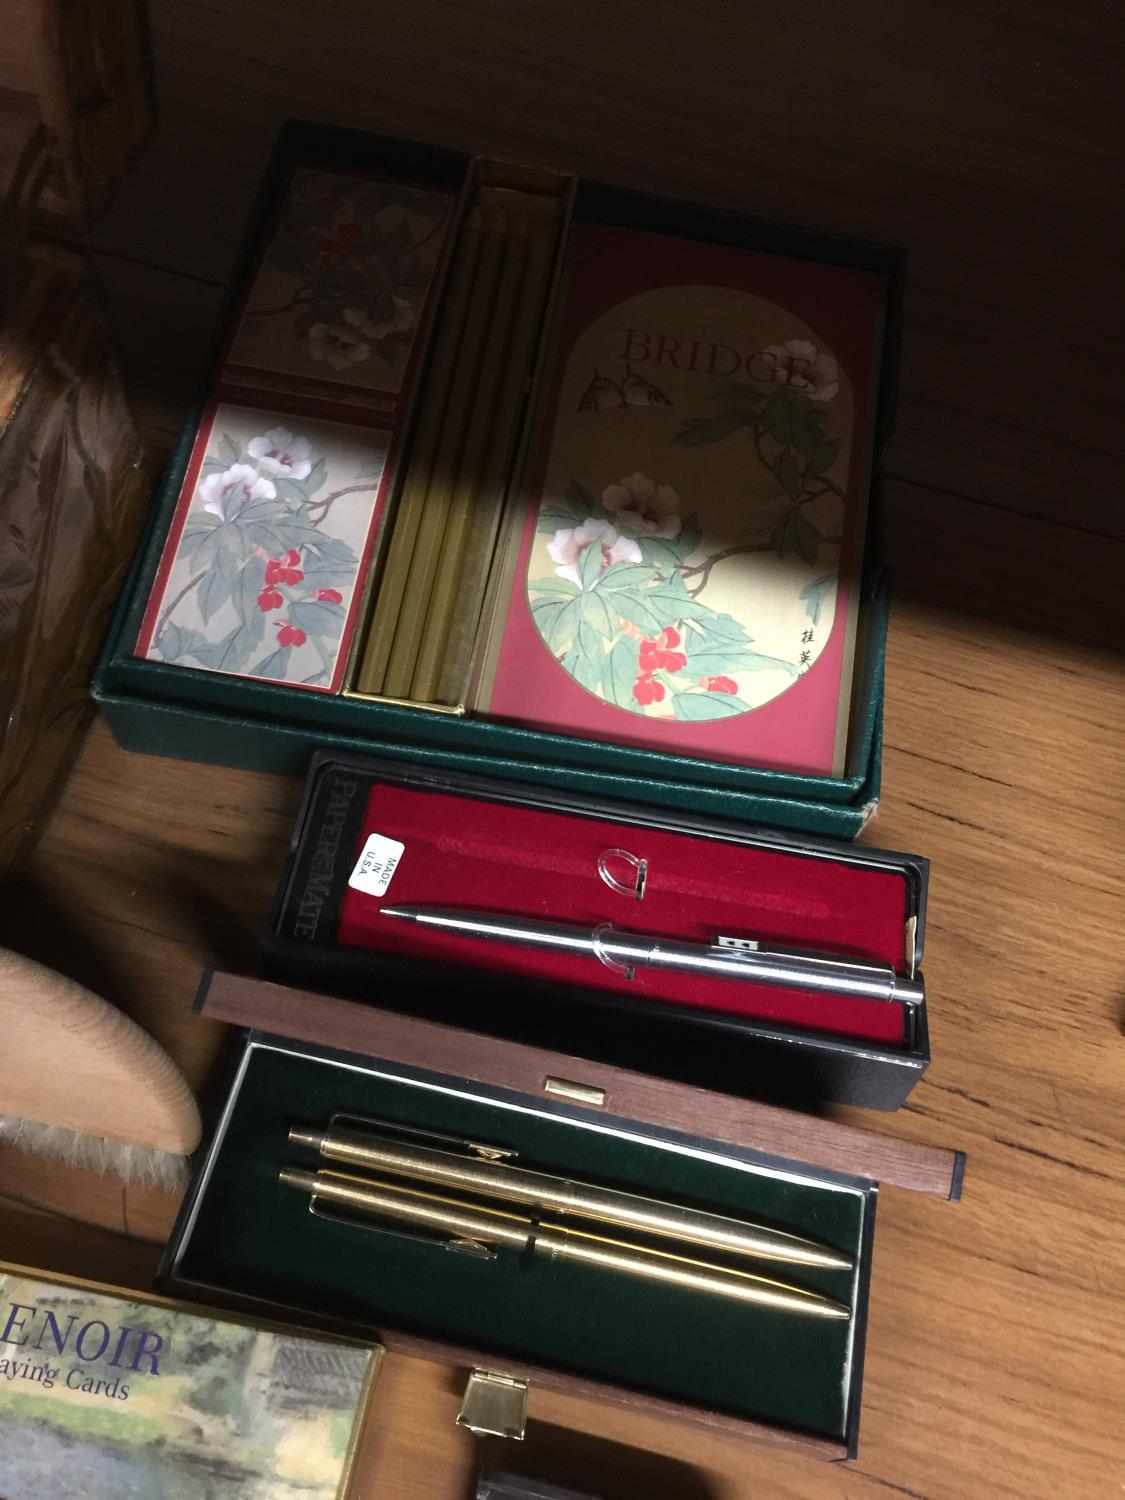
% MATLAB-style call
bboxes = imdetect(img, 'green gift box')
[94,121,904,839]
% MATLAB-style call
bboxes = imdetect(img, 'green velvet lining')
[179,1043,866,1440]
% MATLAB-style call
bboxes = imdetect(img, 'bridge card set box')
[95,119,905,839]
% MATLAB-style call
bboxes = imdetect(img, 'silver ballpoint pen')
[380,905,923,1006]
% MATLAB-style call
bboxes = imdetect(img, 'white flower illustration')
[758,339,839,402]
[308,322,369,369]
[548,519,643,586]
[601,473,682,538]
[343,294,415,341]
[246,428,313,480]
[199,464,277,521]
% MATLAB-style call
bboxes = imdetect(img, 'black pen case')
[262,751,932,1109]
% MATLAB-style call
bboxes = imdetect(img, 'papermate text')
[294,774,359,937]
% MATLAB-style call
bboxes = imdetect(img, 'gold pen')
[288,1124,852,1272]
[280,1166,851,1321]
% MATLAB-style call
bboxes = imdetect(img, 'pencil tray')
[164,972,964,1460]
[95,118,905,838]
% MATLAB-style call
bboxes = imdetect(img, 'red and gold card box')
[94,120,904,840]
[162,970,963,1463]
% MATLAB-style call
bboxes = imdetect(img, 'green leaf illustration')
[708,378,769,413]
[537,595,579,655]
[605,637,640,709]
[684,648,758,676]
[355,455,385,481]
[805,436,842,482]
[304,456,329,495]
[674,515,702,557]
[567,616,605,694]
[740,649,799,677]
[536,480,599,533]
[198,554,235,625]
[744,480,786,500]
[157,623,182,660]
[673,691,751,721]
[799,574,835,625]
[578,589,617,637]
[250,647,293,680]
[685,610,751,647]
[578,540,604,591]
[739,503,790,537]
[778,450,803,500]
[528,576,580,596]
[672,410,756,447]
[610,590,667,636]
[793,513,821,567]
[289,598,346,640]
[641,583,719,622]
[218,433,241,465]
[530,596,571,647]
[273,477,311,505]
[593,563,651,592]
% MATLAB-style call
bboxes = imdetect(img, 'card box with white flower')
[221,165,458,414]
[135,401,395,691]
[475,221,887,778]
[99,121,905,838]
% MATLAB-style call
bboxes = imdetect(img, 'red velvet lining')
[335,785,909,1045]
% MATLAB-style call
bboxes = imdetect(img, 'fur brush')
[0,948,201,1190]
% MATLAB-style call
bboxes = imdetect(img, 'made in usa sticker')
[348,833,405,898]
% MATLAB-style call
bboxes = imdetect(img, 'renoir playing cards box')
[0,1263,381,1500]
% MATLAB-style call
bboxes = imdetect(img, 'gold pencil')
[280,1166,851,1319]
[410,215,531,700]
[433,215,555,704]
[353,206,485,697]
[381,206,510,698]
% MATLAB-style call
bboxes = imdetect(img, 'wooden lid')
[199,971,964,1200]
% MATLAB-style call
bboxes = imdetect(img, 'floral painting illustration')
[140,404,389,689]
[527,336,849,722]
[227,168,453,396]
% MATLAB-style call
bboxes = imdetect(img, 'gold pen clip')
[307,1180,500,1257]
[328,1111,518,1164]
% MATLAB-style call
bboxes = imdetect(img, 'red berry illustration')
[265,549,304,586]
[276,623,307,648]
[315,588,343,603]
[638,629,686,674]
[257,586,283,612]
[705,676,738,694]
[633,673,665,707]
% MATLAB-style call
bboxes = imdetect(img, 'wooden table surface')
[2,1,1123,1496]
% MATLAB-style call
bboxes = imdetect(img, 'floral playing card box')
[95,120,905,838]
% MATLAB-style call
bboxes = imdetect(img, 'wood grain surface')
[0,1,1122,1496]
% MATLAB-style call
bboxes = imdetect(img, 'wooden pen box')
[263,751,932,1111]
[94,118,905,839]
[163,971,963,1462]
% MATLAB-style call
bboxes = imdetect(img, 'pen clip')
[329,1111,519,1164]
[592,922,636,981]
[307,1186,500,1258]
